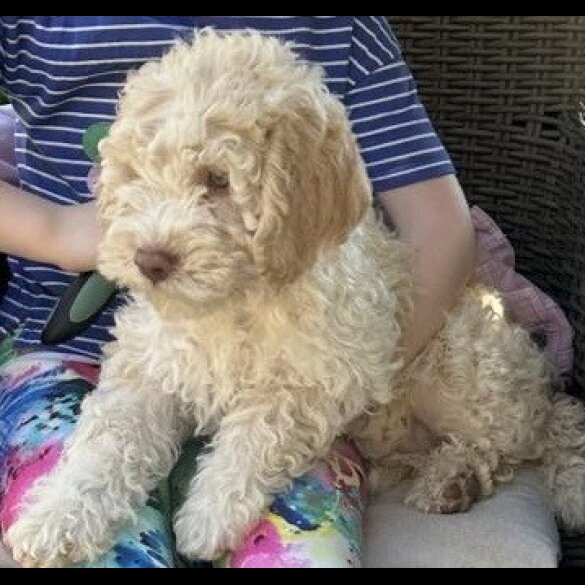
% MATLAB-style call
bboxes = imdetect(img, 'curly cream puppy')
[5,30,585,568]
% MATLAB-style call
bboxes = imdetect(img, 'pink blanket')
[472,206,573,377]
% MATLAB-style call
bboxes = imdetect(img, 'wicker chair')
[390,15,585,568]
[0,17,583,568]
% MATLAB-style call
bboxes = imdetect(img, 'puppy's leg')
[174,391,341,562]
[5,384,188,568]
[401,380,504,514]
[402,287,556,516]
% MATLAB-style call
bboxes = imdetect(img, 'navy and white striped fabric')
[0,16,455,361]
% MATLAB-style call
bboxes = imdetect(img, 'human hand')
[52,201,104,273]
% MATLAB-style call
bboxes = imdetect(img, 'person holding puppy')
[0,17,473,568]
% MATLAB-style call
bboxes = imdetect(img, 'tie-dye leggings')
[0,337,367,568]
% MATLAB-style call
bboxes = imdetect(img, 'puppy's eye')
[207,171,230,191]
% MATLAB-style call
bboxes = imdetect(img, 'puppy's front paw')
[174,491,258,562]
[5,492,113,568]
[6,508,75,568]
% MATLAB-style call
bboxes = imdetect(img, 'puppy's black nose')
[134,248,178,285]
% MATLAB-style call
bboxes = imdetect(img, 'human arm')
[0,20,102,274]
[345,18,475,362]
[379,175,476,363]
[0,180,102,273]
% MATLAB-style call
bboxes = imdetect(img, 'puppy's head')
[97,30,371,315]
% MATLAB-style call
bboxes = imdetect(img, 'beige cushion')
[1,470,559,569]
[364,468,561,568]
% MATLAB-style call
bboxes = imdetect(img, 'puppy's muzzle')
[134,247,178,285]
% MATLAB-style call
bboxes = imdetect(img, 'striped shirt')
[0,16,455,361]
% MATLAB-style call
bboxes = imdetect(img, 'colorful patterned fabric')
[0,342,367,568]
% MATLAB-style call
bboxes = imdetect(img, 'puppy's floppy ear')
[253,88,372,285]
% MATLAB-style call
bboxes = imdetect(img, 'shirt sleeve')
[345,17,455,194]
